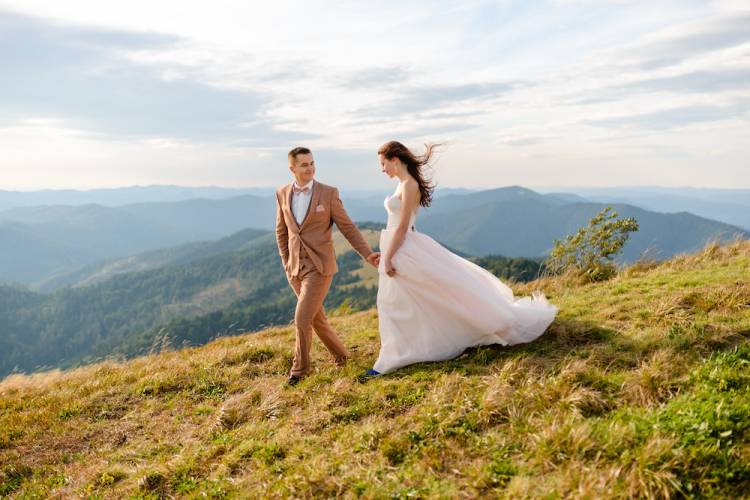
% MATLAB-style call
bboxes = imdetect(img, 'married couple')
[275,142,558,385]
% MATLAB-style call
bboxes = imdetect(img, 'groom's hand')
[366,252,380,267]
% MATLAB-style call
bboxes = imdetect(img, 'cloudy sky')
[1,0,748,190]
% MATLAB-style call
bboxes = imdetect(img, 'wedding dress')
[373,192,558,373]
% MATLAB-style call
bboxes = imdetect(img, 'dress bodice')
[384,193,418,230]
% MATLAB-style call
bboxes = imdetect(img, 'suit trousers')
[287,249,349,377]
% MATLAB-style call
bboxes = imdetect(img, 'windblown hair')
[378,141,440,207]
[288,146,311,163]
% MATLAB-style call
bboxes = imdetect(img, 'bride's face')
[379,154,399,178]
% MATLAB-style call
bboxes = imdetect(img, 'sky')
[1,0,749,191]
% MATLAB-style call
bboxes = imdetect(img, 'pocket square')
[315,205,325,212]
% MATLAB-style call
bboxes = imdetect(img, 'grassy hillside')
[1,241,748,498]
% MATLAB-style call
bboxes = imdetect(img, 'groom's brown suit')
[275,180,373,377]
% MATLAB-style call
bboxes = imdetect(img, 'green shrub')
[546,207,638,282]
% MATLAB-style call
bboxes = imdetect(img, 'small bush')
[546,206,638,282]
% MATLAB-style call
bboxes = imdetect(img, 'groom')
[275,147,380,385]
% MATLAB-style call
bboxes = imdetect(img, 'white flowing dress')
[373,193,558,373]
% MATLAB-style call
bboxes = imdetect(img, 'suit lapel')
[285,183,299,230]
[300,180,320,229]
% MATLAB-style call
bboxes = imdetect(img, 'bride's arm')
[384,181,420,276]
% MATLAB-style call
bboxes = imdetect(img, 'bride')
[368,140,558,375]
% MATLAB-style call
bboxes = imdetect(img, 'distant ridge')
[35,228,271,292]
[1,186,747,286]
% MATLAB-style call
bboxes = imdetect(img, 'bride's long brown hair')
[378,141,440,207]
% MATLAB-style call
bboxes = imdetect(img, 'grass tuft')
[1,240,749,497]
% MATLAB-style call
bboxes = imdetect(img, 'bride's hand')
[385,258,396,277]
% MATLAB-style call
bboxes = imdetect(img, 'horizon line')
[3,183,750,193]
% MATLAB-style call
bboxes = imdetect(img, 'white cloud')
[0,1,748,189]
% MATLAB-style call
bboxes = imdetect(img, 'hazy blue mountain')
[427,186,572,214]
[433,187,479,197]
[0,196,277,285]
[419,197,747,260]
[538,186,750,204]
[0,185,274,212]
[0,205,194,284]
[341,196,389,223]
[35,228,271,292]
[0,185,474,213]
[540,187,750,230]
[544,192,590,204]
[116,195,276,241]
[0,192,389,287]
[2,185,747,287]
[0,222,98,285]
[590,196,750,231]
[1,195,276,239]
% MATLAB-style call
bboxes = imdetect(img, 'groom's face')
[290,153,316,185]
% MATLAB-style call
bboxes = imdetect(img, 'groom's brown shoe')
[286,375,302,386]
[334,355,348,368]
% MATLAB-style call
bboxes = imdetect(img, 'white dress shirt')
[291,179,314,225]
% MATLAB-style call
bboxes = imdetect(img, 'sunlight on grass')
[1,241,748,498]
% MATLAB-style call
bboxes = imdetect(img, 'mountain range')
[0,225,546,377]
[420,188,746,260]
[1,186,747,287]
[0,196,275,285]
[4,185,747,228]
[542,186,750,231]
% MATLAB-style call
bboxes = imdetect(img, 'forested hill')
[0,226,542,378]
[0,236,289,377]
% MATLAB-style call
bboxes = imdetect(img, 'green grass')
[1,241,749,498]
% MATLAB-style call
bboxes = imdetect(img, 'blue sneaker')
[365,369,381,377]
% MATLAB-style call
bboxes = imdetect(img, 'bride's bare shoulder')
[403,178,419,194]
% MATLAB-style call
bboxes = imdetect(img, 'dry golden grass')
[1,241,749,498]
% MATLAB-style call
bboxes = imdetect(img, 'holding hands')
[367,251,395,277]
[366,252,381,268]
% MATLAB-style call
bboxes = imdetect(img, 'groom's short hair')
[288,147,311,163]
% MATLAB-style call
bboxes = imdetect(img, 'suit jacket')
[275,180,373,277]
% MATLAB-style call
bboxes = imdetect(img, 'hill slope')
[420,198,748,259]
[0,229,381,377]
[34,228,271,292]
[0,196,276,285]
[1,241,748,498]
